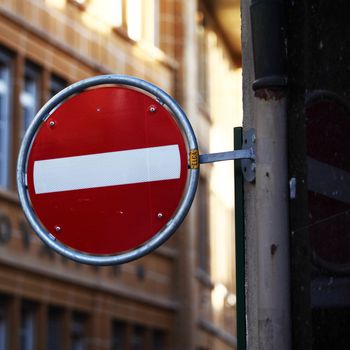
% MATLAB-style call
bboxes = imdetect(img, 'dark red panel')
[306,97,350,267]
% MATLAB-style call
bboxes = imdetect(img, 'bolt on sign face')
[18,76,199,265]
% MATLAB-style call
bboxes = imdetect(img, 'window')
[50,75,67,98]
[197,11,208,105]
[112,322,165,350]
[71,312,88,350]
[115,0,124,28]
[20,301,36,350]
[198,178,210,272]
[127,0,142,41]
[152,329,167,350]
[131,325,146,350]
[0,49,12,188]
[0,296,8,350]
[115,0,159,46]
[142,0,159,46]
[152,0,160,47]
[111,320,126,350]
[47,306,62,350]
[20,62,40,134]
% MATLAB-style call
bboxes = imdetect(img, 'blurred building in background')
[0,0,242,349]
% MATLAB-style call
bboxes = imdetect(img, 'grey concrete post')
[241,0,292,348]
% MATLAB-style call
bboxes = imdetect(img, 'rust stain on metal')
[270,243,278,256]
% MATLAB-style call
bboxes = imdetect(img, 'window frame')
[50,74,67,99]
[20,301,37,350]
[0,295,9,350]
[114,0,160,47]
[0,49,13,189]
[20,61,41,136]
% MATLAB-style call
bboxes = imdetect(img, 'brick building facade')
[0,0,242,349]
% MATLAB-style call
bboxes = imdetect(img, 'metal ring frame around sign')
[17,75,199,266]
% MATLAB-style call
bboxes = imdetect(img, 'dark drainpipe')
[250,0,288,94]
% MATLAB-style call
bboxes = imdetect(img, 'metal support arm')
[199,128,256,182]
[199,149,254,164]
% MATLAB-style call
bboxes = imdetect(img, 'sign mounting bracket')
[199,128,256,182]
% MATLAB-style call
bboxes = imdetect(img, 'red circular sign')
[26,86,188,255]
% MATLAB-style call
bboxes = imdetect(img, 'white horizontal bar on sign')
[33,145,181,194]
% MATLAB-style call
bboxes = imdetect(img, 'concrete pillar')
[241,0,292,348]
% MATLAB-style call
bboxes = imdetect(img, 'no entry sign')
[17,75,199,265]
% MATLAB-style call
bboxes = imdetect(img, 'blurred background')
[0,0,242,349]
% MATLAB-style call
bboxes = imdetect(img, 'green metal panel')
[234,127,246,350]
